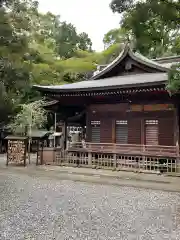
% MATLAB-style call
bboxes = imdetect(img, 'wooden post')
[36,140,39,166]
[140,118,145,171]
[23,139,27,167]
[64,120,67,150]
[40,141,43,165]
[112,119,116,144]
[141,118,145,146]
[88,152,92,165]
[174,104,179,172]
[113,153,117,168]
[6,140,9,166]
[54,112,57,147]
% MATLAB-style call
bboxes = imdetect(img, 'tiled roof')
[33,72,167,93]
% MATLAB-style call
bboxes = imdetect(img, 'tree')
[109,0,180,57]
[103,27,132,49]
[102,43,122,63]
[8,99,47,162]
[55,22,93,59]
[110,0,134,13]
[167,63,180,94]
[77,32,93,51]
[0,0,33,125]
[8,100,47,135]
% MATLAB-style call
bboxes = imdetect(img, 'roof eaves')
[33,80,166,94]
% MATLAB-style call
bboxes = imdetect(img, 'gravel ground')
[0,171,180,240]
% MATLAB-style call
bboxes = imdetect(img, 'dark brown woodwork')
[100,118,112,143]
[174,105,179,156]
[128,118,141,144]
[159,118,174,146]
[86,110,91,142]
[112,119,116,143]
[141,119,145,145]
[87,102,176,147]
[89,103,129,112]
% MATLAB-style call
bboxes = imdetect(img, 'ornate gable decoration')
[91,44,169,80]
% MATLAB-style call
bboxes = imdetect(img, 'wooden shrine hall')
[33,44,180,173]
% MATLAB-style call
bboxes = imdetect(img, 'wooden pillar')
[88,152,92,165]
[40,141,43,165]
[141,118,145,144]
[112,119,116,144]
[141,118,146,158]
[174,105,179,157]
[64,120,67,150]
[6,140,9,166]
[86,109,89,141]
[36,140,39,166]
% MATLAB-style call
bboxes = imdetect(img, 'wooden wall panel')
[89,103,129,112]
[128,118,141,144]
[159,118,174,146]
[87,104,175,146]
[100,118,112,143]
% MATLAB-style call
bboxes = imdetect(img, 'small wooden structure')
[5,136,28,166]
[28,130,51,165]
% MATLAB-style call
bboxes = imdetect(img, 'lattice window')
[145,120,158,125]
[116,120,128,144]
[91,121,100,143]
[145,120,159,145]
[116,120,128,125]
[91,121,100,126]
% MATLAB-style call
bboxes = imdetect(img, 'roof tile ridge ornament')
[124,40,131,51]
[90,44,129,80]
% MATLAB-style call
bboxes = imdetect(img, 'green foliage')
[109,0,180,58]
[101,44,122,63]
[0,1,33,125]
[110,0,134,14]
[8,100,47,135]
[0,0,98,126]
[103,28,129,48]
[4,0,180,129]
[167,63,180,94]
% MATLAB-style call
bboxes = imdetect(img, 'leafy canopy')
[8,100,47,135]
[167,63,180,94]
[109,0,180,58]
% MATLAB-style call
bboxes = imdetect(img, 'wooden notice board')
[5,136,28,166]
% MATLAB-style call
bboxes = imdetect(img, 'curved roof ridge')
[91,43,130,80]
[91,44,169,80]
[132,51,169,70]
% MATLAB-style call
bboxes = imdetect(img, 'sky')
[38,0,121,51]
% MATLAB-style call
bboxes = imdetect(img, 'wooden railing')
[68,142,178,158]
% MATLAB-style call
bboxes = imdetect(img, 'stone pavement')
[1,154,180,239]
[1,169,180,239]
